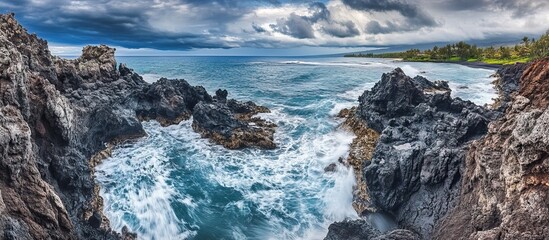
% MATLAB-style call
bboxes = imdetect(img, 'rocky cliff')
[0,13,275,239]
[434,59,549,239]
[327,58,549,239]
[325,60,547,239]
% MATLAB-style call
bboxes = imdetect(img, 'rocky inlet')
[0,13,275,239]
[327,60,549,239]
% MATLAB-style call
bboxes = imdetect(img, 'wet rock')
[338,107,379,214]
[192,97,276,149]
[324,163,337,172]
[373,229,420,240]
[324,219,419,240]
[324,219,381,240]
[135,77,212,126]
[215,89,228,103]
[87,212,102,229]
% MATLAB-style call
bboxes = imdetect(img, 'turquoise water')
[95,57,496,240]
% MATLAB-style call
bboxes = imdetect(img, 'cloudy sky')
[2,0,549,55]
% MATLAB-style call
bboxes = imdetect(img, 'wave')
[279,60,373,67]
[95,121,198,239]
[448,75,498,105]
[141,73,163,83]
[96,108,358,239]
[400,64,422,77]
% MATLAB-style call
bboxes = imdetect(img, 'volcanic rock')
[324,219,419,240]
[434,58,549,239]
[192,96,276,149]
[0,13,275,239]
[491,63,527,111]
[333,68,499,238]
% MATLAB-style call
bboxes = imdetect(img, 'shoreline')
[394,59,502,70]
[344,56,503,70]
[412,60,501,70]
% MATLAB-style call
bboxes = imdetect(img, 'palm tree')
[522,36,529,46]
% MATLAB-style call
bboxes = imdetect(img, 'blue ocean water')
[95,57,497,240]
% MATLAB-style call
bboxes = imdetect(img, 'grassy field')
[482,57,530,65]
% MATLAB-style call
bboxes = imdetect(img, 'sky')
[2,0,549,56]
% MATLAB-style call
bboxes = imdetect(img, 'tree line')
[345,31,549,64]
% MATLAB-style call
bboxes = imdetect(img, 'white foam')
[447,75,498,105]
[96,121,199,240]
[400,64,421,77]
[141,73,162,83]
[97,111,359,240]
[279,60,373,67]
[329,101,356,116]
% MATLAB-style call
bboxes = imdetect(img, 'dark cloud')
[307,2,331,22]
[271,13,316,39]
[323,21,360,38]
[437,0,548,17]
[2,0,272,49]
[2,0,546,50]
[269,2,361,39]
[252,23,267,33]
[342,0,438,33]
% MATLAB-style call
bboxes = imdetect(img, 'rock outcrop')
[192,90,277,149]
[434,58,549,239]
[329,68,499,239]
[491,63,527,111]
[325,219,419,240]
[0,13,275,239]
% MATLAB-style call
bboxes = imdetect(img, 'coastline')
[344,56,502,70]
[407,60,501,70]
[393,58,502,70]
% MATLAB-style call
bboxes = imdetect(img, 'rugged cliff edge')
[327,59,548,239]
[434,59,549,239]
[326,65,523,239]
[0,14,275,239]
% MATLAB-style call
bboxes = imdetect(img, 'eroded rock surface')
[434,59,549,239]
[192,90,276,149]
[332,68,498,239]
[0,13,274,239]
[324,219,419,240]
[491,63,527,111]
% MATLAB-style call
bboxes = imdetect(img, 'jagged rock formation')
[491,63,526,111]
[327,68,499,239]
[337,107,379,215]
[0,13,275,239]
[434,59,549,239]
[325,219,419,240]
[192,90,277,149]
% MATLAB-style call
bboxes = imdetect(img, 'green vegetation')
[345,31,549,65]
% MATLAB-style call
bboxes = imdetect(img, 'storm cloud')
[1,0,266,49]
[341,0,438,33]
[269,2,361,39]
[271,13,316,39]
[1,0,548,52]
[438,0,548,17]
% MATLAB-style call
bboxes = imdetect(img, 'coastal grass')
[482,57,530,65]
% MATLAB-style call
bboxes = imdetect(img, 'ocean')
[94,56,497,240]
